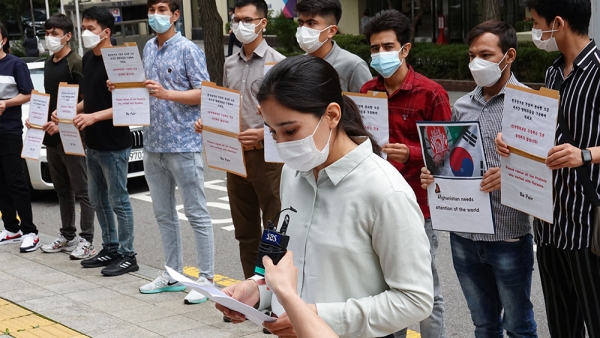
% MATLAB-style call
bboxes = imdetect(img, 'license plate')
[129,149,144,162]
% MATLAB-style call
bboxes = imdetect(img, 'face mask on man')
[46,35,67,53]
[469,52,508,87]
[82,29,106,49]
[275,116,332,172]
[296,26,332,54]
[532,20,559,52]
[370,46,405,78]
[232,20,262,44]
[148,14,173,34]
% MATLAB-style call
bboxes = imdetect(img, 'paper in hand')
[165,266,275,325]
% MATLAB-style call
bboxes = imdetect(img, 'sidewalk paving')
[0,233,268,338]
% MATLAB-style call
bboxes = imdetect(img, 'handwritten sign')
[101,44,145,83]
[59,122,85,156]
[21,128,46,160]
[112,87,150,126]
[202,129,247,177]
[57,83,79,120]
[344,91,389,156]
[502,85,559,158]
[28,91,50,127]
[200,81,241,135]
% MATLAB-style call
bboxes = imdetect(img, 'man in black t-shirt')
[67,7,138,276]
[26,15,96,260]
[0,23,40,253]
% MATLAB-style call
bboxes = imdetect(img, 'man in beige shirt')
[223,0,285,279]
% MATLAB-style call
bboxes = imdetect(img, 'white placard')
[501,154,553,223]
[264,127,283,163]
[344,92,389,151]
[28,92,50,127]
[502,85,559,158]
[200,82,241,135]
[165,266,275,325]
[101,45,145,83]
[203,129,246,177]
[427,177,495,234]
[112,87,150,126]
[59,123,85,156]
[21,128,45,160]
[57,84,79,120]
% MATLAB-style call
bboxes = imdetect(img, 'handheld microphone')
[254,206,297,276]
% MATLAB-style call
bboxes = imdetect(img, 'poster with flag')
[418,122,487,178]
[417,121,494,234]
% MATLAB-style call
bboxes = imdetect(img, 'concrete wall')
[339,0,360,34]
[591,0,600,41]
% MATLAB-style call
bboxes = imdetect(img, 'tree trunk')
[483,0,502,22]
[197,0,224,86]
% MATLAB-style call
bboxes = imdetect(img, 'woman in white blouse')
[215,55,433,338]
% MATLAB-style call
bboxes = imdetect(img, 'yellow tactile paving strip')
[183,266,422,337]
[0,298,87,338]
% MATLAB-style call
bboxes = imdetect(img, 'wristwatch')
[582,149,593,166]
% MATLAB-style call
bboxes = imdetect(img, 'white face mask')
[532,21,559,52]
[82,29,105,49]
[232,21,261,44]
[46,35,67,53]
[275,117,332,172]
[296,26,332,54]
[469,52,508,87]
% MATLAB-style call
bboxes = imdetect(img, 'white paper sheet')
[502,86,559,158]
[344,92,389,151]
[200,83,241,135]
[58,123,85,156]
[21,128,45,160]
[427,177,495,234]
[501,154,553,223]
[263,127,283,163]
[101,46,145,83]
[112,87,150,126]
[165,266,275,325]
[202,129,247,177]
[28,93,50,127]
[57,85,79,120]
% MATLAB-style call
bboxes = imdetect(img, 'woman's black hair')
[0,23,9,53]
[256,55,381,156]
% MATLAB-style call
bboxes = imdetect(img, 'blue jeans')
[86,147,135,256]
[143,152,214,279]
[450,233,537,338]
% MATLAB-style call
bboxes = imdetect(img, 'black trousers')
[227,32,242,56]
[537,243,600,337]
[0,133,37,234]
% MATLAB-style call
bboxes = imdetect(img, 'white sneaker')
[0,230,22,244]
[184,276,213,304]
[19,233,41,253]
[140,271,186,294]
[69,238,96,260]
[41,235,78,253]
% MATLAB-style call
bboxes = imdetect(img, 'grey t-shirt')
[324,40,373,93]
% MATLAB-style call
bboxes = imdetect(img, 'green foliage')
[514,20,533,32]
[267,11,299,53]
[10,40,25,57]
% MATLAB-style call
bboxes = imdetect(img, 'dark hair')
[26,28,35,38]
[363,9,370,16]
[257,55,381,156]
[82,6,115,34]
[364,9,411,46]
[526,0,590,36]
[296,0,342,25]
[147,0,180,13]
[467,20,517,53]
[0,23,8,53]
[45,14,74,35]
[234,0,268,18]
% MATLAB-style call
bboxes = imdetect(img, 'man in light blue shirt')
[137,0,214,305]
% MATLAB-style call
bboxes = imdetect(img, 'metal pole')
[74,0,83,56]
[29,0,36,34]
[60,0,64,15]
[45,0,50,19]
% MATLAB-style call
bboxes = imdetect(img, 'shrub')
[269,11,299,53]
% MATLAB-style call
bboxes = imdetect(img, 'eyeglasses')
[232,17,264,27]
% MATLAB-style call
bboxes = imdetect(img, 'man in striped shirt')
[497,0,600,336]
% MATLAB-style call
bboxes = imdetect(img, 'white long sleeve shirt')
[263,138,433,338]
